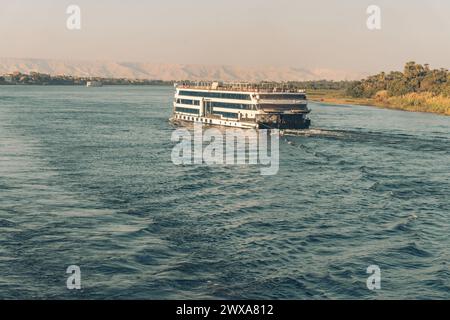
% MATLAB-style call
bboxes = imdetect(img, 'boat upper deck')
[176,81,306,94]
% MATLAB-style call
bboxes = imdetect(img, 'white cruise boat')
[86,81,103,87]
[170,82,311,129]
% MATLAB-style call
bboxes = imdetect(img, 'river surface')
[0,85,449,299]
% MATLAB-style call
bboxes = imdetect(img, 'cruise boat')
[170,82,311,130]
[86,80,103,87]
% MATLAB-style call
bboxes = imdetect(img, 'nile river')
[0,86,449,299]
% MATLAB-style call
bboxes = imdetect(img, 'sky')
[1,0,449,74]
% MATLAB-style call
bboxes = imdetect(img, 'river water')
[0,85,449,299]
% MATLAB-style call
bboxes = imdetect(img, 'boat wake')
[282,128,348,138]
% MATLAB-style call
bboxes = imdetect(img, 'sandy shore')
[308,90,450,116]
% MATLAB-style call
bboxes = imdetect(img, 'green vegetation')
[286,80,350,91]
[0,72,173,86]
[346,62,449,98]
[343,62,449,115]
[376,92,450,115]
[301,62,449,115]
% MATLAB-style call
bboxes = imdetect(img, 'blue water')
[0,85,449,299]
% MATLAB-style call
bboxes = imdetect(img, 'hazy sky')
[1,0,449,73]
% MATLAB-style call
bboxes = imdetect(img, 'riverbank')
[0,72,173,86]
[308,89,450,116]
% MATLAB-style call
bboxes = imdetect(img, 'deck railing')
[176,82,306,94]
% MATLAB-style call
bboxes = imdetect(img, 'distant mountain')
[0,58,367,81]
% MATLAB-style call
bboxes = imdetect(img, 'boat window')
[177,98,200,106]
[213,110,238,119]
[211,102,253,110]
[179,90,251,100]
[175,107,199,115]
[258,94,306,100]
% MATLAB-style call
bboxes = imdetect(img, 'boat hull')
[171,113,310,130]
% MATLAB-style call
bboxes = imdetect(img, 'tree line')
[345,62,450,98]
[0,72,173,86]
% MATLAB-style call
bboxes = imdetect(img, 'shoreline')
[308,91,450,116]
